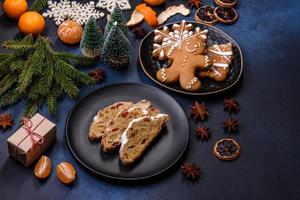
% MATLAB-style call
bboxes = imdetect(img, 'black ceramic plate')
[66,83,189,181]
[139,21,243,95]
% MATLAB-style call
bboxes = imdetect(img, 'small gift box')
[7,113,56,167]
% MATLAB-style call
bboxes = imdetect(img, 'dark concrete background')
[0,0,299,199]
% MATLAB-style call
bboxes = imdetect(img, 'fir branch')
[0,88,23,107]
[54,52,96,66]
[16,56,34,93]
[0,74,16,96]
[47,85,62,116]
[0,54,20,78]
[55,72,80,98]
[23,99,42,118]
[0,54,10,62]
[54,60,94,85]
[0,35,94,116]
[27,65,53,101]
[30,39,47,75]
[30,0,48,13]
[2,35,34,53]
[10,59,26,72]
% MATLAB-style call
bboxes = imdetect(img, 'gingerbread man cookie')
[152,20,212,91]
[200,43,233,82]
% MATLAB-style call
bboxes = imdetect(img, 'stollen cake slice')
[119,114,169,166]
[101,107,160,152]
[88,102,134,141]
[88,100,151,141]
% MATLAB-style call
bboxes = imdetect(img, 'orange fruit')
[136,3,158,27]
[57,20,83,44]
[144,0,165,6]
[2,0,28,20]
[18,11,46,36]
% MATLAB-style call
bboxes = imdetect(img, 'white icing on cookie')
[204,55,210,67]
[185,41,200,53]
[213,63,229,68]
[186,77,198,89]
[161,68,167,82]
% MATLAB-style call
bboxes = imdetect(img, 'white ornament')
[69,1,105,25]
[43,0,105,25]
[43,0,72,25]
[96,0,131,13]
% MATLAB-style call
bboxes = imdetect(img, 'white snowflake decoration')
[43,0,105,25]
[69,1,105,25]
[96,0,131,13]
[43,0,71,25]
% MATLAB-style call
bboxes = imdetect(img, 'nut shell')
[56,162,76,184]
[34,156,52,179]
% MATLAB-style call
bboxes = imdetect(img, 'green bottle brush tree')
[104,4,129,39]
[101,22,132,70]
[80,17,103,59]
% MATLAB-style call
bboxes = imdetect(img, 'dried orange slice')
[136,3,158,27]
[214,6,238,24]
[213,138,240,161]
[214,0,237,8]
[195,5,218,25]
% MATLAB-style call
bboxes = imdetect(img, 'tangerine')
[144,0,165,6]
[18,11,46,36]
[2,0,28,20]
[57,20,83,44]
[136,4,158,27]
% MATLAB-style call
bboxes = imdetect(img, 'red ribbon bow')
[21,117,44,149]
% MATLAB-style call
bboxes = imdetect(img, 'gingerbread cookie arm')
[194,55,212,69]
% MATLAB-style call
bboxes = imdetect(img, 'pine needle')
[29,0,48,13]
[2,35,34,54]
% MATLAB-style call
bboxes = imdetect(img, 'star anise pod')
[188,0,202,8]
[190,101,209,121]
[132,27,148,40]
[89,68,105,82]
[223,117,239,133]
[181,163,200,180]
[0,113,14,130]
[224,98,239,112]
[195,126,210,141]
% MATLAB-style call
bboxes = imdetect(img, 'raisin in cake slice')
[200,43,233,82]
[101,107,160,152]
[88,102,134,141]
[119,114,169,166]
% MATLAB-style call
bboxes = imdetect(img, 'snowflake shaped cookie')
[96,0,131,13]
[43,0,105,25]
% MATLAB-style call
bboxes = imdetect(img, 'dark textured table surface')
[1,0,300,199]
